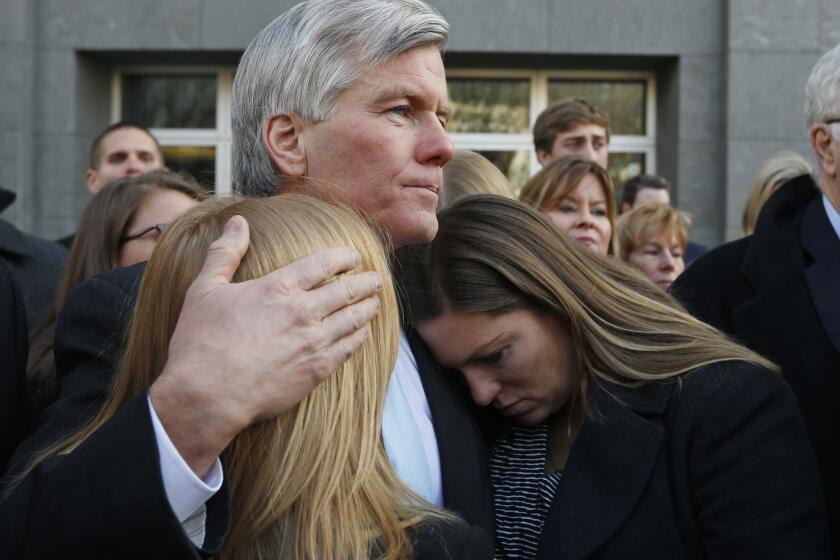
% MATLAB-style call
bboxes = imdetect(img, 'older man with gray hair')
[2,1,493,558]
[674,43,840,553]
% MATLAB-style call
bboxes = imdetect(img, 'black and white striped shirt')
[489,422,562,560]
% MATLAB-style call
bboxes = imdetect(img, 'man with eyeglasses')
[673,43,840,554]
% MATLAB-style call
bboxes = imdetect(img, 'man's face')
[537,124,608,170]
[300,45,454,249]
[86,127,163,194]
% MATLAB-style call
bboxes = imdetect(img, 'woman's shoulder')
[410,516,493,560]
[598,360,792,425]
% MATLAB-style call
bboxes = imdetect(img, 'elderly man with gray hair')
[1,1,493,558]
[674,43,840,554]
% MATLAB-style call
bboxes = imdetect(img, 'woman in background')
[741,151,811,236]
[21,194,490,560]
[398,195,831,559]
[617,203,691,290]
[439,150,513,211]
[26,170,204,418]
[519,156,616,255]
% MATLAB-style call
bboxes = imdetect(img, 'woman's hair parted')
[20,193,442,560]
[397,195,776,416]
[518,155,617,254]
[616,203,692,262]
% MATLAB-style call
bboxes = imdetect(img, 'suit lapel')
[407,330,495,536]
[537,387,666,560]
[801,198,840,355]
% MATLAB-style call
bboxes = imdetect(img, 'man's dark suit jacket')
[509,362,831,559]
[672,173,840,554]
[2,262,494,558]
[0,264,28,474]
[0,218,66,330]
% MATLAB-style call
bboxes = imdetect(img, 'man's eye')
[391,106,411,118]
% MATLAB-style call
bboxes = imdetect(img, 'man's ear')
[264,114,308,177]
[536,149,552,167]
[810,124,837,178]
[85,169,100,194]
[620,201,633,214]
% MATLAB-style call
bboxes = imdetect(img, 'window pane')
[548,80,646,135]
[477,150,531,192]
[448,79,530,133]
[122,75,216,129]
[609,152,646,199]
[162,146,216,189]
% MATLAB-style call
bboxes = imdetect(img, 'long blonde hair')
[21,194,438,559]
[439,150,513,211]
[741,151,811,236]
[398,195,776,416]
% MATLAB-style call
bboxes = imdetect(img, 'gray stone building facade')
[2,0,838,245]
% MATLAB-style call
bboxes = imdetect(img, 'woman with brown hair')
[519,156,616,255]
[397,195,831,559]
[26,170,204,417]
[19,194,490,560]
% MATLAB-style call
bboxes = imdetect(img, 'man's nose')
[124,154,144,174]
[660,251,676,270]
[418,116,455,167]
[582,141,598,164]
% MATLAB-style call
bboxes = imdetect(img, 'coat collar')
[801,198,840,355]
[407,330,496,537]
[740,174,818,293]
[537,382,669,560]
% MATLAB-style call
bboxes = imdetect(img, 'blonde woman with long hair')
[17,194,490,560]
[397,195,831,559]
[741,151,811,236]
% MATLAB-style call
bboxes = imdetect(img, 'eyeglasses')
[121,223,167,244]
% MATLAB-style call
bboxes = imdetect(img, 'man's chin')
[390,218,438,249]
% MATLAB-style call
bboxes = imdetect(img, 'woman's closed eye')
[479,347,508,366]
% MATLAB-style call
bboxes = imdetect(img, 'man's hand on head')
[148,215,383,476]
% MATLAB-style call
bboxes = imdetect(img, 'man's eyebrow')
[372,86,420,104]
[372,86,451,119]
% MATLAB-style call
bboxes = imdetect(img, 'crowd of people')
[1,0,838,558]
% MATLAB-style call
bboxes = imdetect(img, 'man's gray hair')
[231,0,449,197]
[805,43,840,128]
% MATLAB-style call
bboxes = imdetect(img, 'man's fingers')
[318,322,374,379]
[192,215,251,292]
[320,294,381,343]
[309,272,383,319]
[269,247,362,292]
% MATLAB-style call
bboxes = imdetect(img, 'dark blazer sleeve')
[684,365,832,558]
[1,263,229,558]
[671,238,750,333]
[8,266,141,472]
[0,264,28,474]
[0,395,208,560]
[411,518,493,560]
